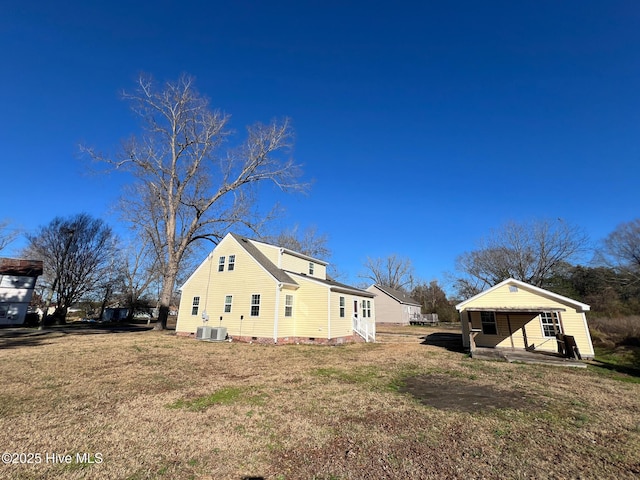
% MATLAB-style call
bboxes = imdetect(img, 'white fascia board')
[455,278,590,312]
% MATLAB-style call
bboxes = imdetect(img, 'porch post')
[506,314,515,350]
[556,311,565,333]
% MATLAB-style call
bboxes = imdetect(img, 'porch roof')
[466,307,566,313]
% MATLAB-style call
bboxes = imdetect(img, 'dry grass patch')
[0,327,638,479]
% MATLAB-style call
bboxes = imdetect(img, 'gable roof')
[369,284,421,306]
[455,278,590,312]
[182,233,370,295]
[289,272,375,297]
[228,233,298,285]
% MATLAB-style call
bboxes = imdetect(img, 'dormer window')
[309,262,314,275]
[218,256,225,272]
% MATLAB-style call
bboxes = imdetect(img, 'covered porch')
[465,307,582,360]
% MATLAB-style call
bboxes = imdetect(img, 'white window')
[228,255,235,271]
[339,296,345,318]
[251,294,261,317]
[218,256,225,272]
[309,262,314,275]
[362,299,371,318]
[540,312,560,337]
[285,295,293,317]
[224,295,233,313]
[191,296,200,316]
[480,311,497,335]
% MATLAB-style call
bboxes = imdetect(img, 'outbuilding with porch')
[456,278,594,360]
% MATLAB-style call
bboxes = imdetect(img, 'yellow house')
[175,233,376,344]
[456,278,594,359]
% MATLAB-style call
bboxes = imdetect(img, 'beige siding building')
[366,284,421,325]
[456,278,594,359]
[175,233,376,344]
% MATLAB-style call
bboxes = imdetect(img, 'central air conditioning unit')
[196,326,214,340]
[210,326,227,341]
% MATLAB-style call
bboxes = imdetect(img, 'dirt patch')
[400,374,535,412]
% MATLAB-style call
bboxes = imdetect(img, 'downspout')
[327,289,331,340]
[274,283,282,343]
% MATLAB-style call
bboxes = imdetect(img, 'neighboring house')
[175,233,376,343]
[366,284,422,325]
[456,278,594,359]
[0,258,43,325]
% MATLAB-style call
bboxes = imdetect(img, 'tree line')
[362,218,640,319]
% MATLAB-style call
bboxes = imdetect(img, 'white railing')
[409,313,439,325]
[352,315,376,342]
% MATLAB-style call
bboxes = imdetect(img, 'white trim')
[289,272,373,297]
[251,239,328,266]
[455,278,590,312]
[223,294,233,313]
[581,312,595,357]
[250,293,261,317]
[327,289,331,339]
[539,311,560,338]
[274,283,282,342]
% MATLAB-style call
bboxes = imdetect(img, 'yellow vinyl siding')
[291,276,329,337]
[177,233,371,342]
[251,241,328,279]
[329,291,355,337]
[251,241,280,266]
[275,286,298,338]
[176,235,277,338]
[462,283,593,357]
[279,253,327,279]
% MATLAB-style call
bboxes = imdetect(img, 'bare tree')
[24,214,119,325]
[361,254,414,291]
[85,74,306,329]
[455,219,589,297]
[0,219,19,253]
[264,225,331,260]
[117,236,161,320]
[599,218,640,283]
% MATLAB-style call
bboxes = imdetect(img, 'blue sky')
[2,1,639,291]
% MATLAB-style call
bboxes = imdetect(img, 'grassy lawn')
[0,326,638,479]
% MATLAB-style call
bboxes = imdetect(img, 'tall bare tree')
[599,218,640,283]
[85,74,306,329]
[115,236,161,320]
[263,225,331,260]
[24,213,119,325]
[361,254,415,291]
[0,219,19,253]
[455,219,589,297]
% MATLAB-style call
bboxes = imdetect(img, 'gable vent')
[509,286,518,293]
